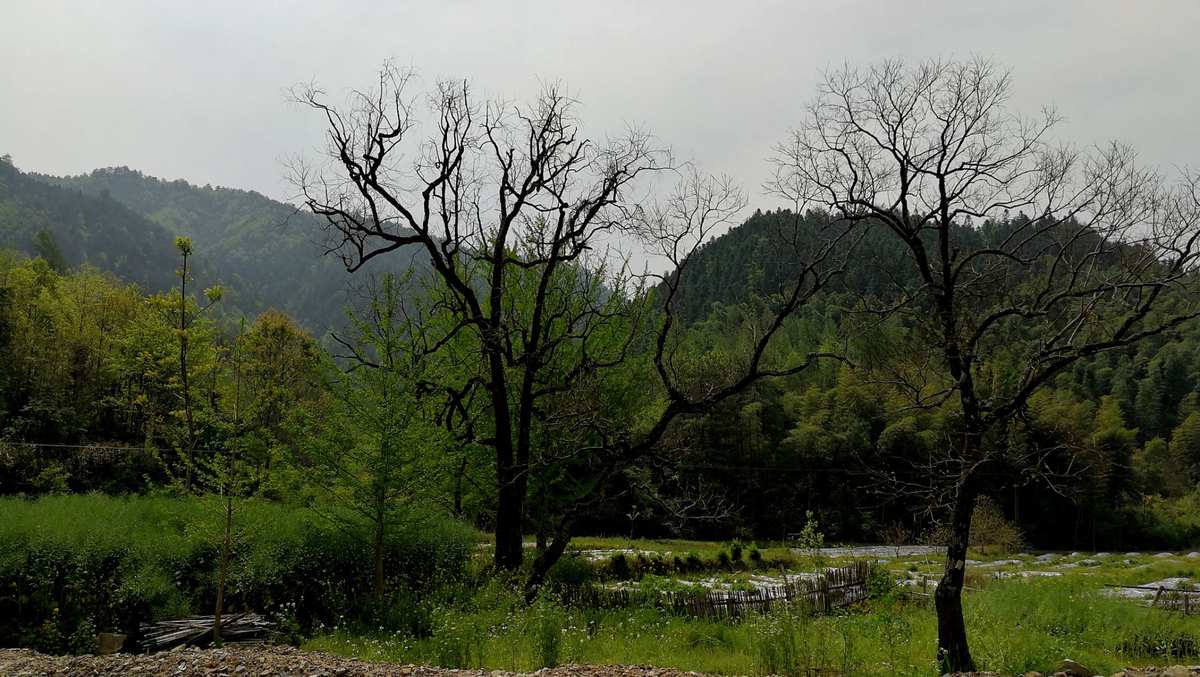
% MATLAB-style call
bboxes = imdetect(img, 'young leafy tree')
[236,309,323,486]
[294,274,449,599]
[198,319,256,644]
[172,236,223,491]
[770,58,1200,670]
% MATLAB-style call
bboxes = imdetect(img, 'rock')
[94,632,125,655]
[0,647,734,676]
[1057,658,1092,676]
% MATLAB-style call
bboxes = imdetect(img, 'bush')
[606,553,630,580]
[728,541,743,563]
[716,550,731,570]
[545,555,593,587]
[1125,491,1200,548]
[923,496,1025,554]
[748,546,763,567]
[0,494,476,652]
[0,441,164,495]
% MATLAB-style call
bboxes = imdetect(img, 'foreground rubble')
[2,646,1198,677]
[947,665,1200,677]
[0,646,717,677]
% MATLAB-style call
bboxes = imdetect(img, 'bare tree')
[770,57,1200,671]
[292,64,853,580]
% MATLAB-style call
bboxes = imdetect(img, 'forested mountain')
[0,158,180,291]
[2,155,1198,550]
[644,207,1200,548]
[2,161,425,333]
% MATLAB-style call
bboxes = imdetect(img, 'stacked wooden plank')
[139,612,272,651]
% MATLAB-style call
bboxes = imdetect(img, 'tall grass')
[0,494,477,652]
[309,576,1200,676]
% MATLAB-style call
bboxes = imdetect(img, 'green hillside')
[0,159,179,291]
[29,165,425,333]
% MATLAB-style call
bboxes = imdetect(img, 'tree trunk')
[374,512,386,599]
[494,457,525,570]
[524,530,571,602]
[935,482,977,673]
[452,456,467,518]
[213,493,233,645]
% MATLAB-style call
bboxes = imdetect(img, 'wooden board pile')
[139,612,272,651]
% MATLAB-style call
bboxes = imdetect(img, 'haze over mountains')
[0,159,424,334]
[3,158,823,334]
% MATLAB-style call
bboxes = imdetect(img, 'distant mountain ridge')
[1,163,425,333]
[3,161,903,334]
[0,160,180,291]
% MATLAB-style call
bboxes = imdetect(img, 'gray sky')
[3,1,1198,214]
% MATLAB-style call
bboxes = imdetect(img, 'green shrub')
[716,550,731,570]
[607,553,630,580]
[0,494,475,652]
[748,546,763,567]
[545,555,593,587]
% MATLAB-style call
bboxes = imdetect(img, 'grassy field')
[3,497,1195,674]
[310,545,1200,676]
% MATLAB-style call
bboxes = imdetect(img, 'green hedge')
[0,494,477,652]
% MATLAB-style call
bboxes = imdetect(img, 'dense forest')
[2,162,1198,552]
[0,158,425,334]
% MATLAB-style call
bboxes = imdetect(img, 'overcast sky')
[3,1,1198,215]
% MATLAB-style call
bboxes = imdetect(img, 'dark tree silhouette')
[292,64,853,580]
[770,57,1200,671]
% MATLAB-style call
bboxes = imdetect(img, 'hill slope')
[31,166,425,333]
[0,160,179,291]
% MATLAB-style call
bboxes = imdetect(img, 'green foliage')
[923,497,1026,554]
[0,494,475,652]
[0,161,179,291]
[528,596,564,668]
[37,165,430,333]
[545,555,594,587]
[304,572,1200,676]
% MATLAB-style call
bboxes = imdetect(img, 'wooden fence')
[561,560,872,620]
[1105,584,1200,615]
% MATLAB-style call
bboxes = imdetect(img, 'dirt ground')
[0,645,718,677]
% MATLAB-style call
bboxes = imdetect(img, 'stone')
[94,632,125,655]
[1057,658,1092,677]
